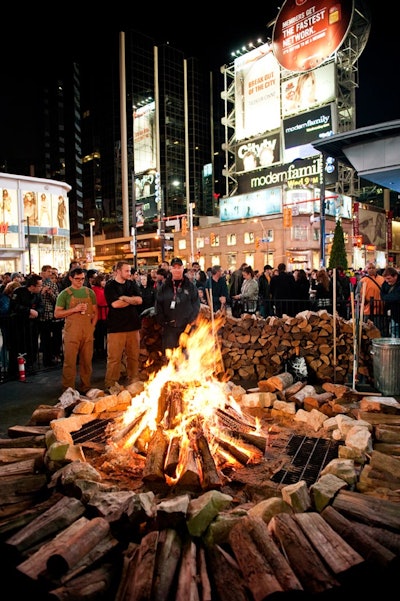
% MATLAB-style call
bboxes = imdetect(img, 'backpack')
[0,292,10,316]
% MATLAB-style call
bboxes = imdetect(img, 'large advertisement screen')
[219,188,282,221]
[282,62,336,117]
[235,43,281,141]
[283,103,335,162]
[235,132,281,173]
[133,101,157,175]
[272,0,354,72]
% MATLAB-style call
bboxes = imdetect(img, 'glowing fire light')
[107,315,267,486]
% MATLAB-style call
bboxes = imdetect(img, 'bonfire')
[104,316,269,490]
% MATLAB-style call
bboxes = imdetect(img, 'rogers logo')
[295,0,308,5]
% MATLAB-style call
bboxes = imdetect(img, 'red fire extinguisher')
[18,353,26,382]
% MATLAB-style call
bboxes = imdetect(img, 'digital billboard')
[235,132,281,173]
[282,62,336,117]
[219,188,282,221]
[235,43,281,141]
[272,0,354,72]
[283,103,335,162]
[133,101,157,175]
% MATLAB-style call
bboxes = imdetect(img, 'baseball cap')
[170,258,183,266]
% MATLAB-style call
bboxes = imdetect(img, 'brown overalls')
[62,287,95,392]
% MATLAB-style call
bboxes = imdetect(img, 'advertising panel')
[133,101,157,175]
[237,156,321,195]
[282,62,336,117]
[272,0,354,72]
[219,188,282,221]
[235,43,281,141]
[236,132,281,173]
[354,204,387,250]
[283,103,335,162]
[1,188,18,226]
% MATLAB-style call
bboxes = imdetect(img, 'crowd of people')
[0,259,399,393]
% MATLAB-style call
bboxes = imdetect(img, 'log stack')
[1,376,400,599]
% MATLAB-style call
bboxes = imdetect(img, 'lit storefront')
[0,173,71,274]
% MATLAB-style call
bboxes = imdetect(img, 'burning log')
[176,447,201,489]
[158,382,184,429]
[164,436,181,477]
[111,410,146,445]
[215,436,252,466]
[196,433,221,490]
[142,427,169,484]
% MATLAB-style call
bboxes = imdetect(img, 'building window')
[196,237,205,249]
[227,233,237,246]
[244,231,255,244]
[293,225,308,241]
[178,239,187,250]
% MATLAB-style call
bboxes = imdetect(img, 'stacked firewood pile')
[139,308,380,386]
[0,376,399,599]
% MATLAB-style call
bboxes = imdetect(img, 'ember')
[104,316,268,490]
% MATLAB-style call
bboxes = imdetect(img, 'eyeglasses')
[73,277,85,281]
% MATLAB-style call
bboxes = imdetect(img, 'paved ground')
[0,357,108,438]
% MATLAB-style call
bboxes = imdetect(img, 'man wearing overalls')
[55,267,98,393]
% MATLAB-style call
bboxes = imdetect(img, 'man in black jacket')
[155,258,200,355]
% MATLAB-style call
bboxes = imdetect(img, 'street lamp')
[88,218,95,268]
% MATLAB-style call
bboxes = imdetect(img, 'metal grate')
[271,434,340,487]
[71,418,114,444]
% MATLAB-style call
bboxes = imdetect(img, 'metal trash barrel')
[371,338,400,396]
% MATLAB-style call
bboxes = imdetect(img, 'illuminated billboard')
[282,62,336,117]
[219,188,282,221]
[235,43,281,141]
[272,0,354,72]
[133,101,157,175]
[283,103,335,162]
[235,132,281,173]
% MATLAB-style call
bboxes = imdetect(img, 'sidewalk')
[0,357,107,438]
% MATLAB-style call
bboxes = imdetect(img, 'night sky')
[0,2,396,166]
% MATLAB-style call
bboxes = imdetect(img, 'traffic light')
[255,237,260,250]
[354,235,363,248]
[283,207,292,228]
[181,216,188,236]
[210,232,216,245]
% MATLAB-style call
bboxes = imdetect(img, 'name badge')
[170,300,176,309]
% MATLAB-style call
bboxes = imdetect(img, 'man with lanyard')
[55,267,97,393]
[104,261,143,389]
[155,257,200,355]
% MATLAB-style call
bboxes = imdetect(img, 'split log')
[294,512,364,580]
[0,435,46,448]
[198,546,212,601]
[8,425,50,438]
[4,496,86,558]
[0,447,45,464]
[332,489,400,531]
[227,429,267,453]
[164,436,181,477]
[368,450,400,482]
[142,427,169,483]
[47,563,116,601]
[356,411,400,425]
[268,512,340,595]
[175,539,199,601]
[0,458,39,477]
[374,424,400,442]
[321,505,397,569]
[0,473,48,510]
[196,433,221,490]
[29,404,66,425]
[205,544,251,601]
[0,492,65,539]
[46,516,112,576]
[354,522,400,556]
[237,516,303,593]
[177,447,201,489]
[126,530,159,601]
[229,518,284,600]
[215,437,251,466]
[265,372,294,391]
[373,443,400,456]
[152,529,182,601]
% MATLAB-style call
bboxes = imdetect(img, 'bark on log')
[229,517,284,600]
[152,529,182,601]
[0,435,46,448]
[164,436,181,477]
[47,563,116,601]
[332,489,400,531]
[29,404,66,425]
[5,496,86,558]
[321,505,397,569]
[239,516,304,593]
[294,512,364,579]
[46,516,111,576]
[175,539,199,601]
[142,427,169,483]
[196,433,221,490]
[268,513,340,595]
[126,530,159,601]
[205,544,251,601]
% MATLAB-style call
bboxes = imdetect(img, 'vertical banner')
[353,202,359,237]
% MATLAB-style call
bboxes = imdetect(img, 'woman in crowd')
[231,265,259,314]
[92,273,109,358]
[315,269,333,313]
